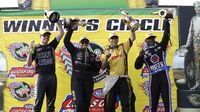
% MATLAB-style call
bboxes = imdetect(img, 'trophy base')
[176,107,200,112]
[131,23,140,31]
[129,21,140,31]
[177,89,200,110]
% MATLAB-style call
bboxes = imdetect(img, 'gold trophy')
[63,17,91,29]
[121,10,140,31]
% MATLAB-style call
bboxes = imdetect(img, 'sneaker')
[191,82,200,90]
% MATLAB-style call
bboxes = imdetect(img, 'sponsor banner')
[0,9,178,111]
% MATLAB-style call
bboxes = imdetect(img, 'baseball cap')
[80,36,89,43]
[40,29,51,35]
[108,32,119,39]
[145,32,156,40]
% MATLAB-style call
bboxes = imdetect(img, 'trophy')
[0,51,7,83]
[121,10,140,31]
[151,8,176,19]
[172,46,200,111]
[44,10,60,23]
[0,51,7,111]
[63,17,89,29]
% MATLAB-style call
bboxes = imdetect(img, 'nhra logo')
[9,104,33,112]
[150,54,159,64]
[92,88,104,99]
[9,82,34,101]
[60,88,119,112]
[60,42,103,76]
[143,102,165,112]
[9,42,29,61]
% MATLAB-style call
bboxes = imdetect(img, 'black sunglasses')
[110,36,118,39]
[42,34,50,37]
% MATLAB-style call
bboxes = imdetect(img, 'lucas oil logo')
[9,104,33,112]
[8,64,35,79]
[60,88,119,112]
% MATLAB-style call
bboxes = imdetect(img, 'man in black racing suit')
[63,23,101,112]
[134,19,172,112]
[26,21,64,112]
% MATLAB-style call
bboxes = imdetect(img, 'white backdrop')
[0,0,18,8]
[159,0,200,6]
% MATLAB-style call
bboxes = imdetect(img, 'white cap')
[80,36,89,42]
[40,29,51,35]
[145,32,156,39]
[108,32,119,39]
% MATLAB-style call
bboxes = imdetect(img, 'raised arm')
[55,21,64,42]
[63,27,76,54]
[160,19,170,51]
[129,30,136,43]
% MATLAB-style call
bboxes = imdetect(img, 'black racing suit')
[32,38,59,112]
[135,19,172,112]
[64,29,101,112]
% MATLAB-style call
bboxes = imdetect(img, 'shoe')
[190,82,200,90]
